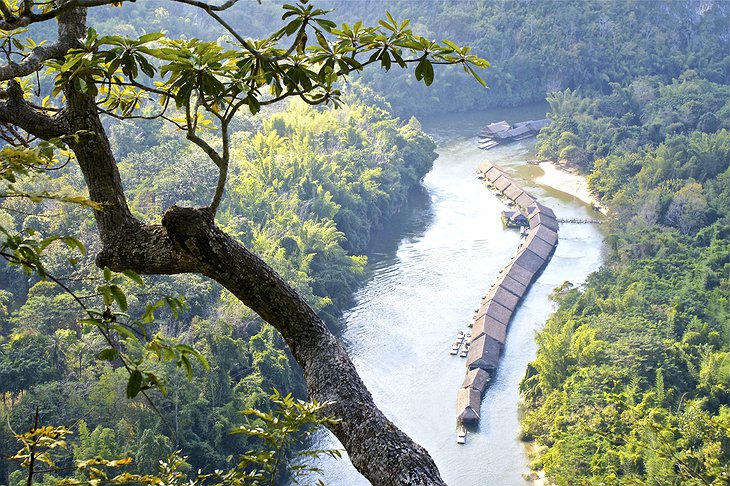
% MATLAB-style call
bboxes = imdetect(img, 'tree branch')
[173,208,446,485]
[168,0,240,13]
[0,80,67,139]
[94,206,448,486]
[185,129,224,169]
[0,0,133,30]
[208,123,228,214]
[194,6,261,58]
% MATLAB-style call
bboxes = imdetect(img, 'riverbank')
[305,108,606,486]
[458,162,559,429]
[533,161,606,214]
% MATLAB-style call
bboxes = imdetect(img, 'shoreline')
[533,160,607,214]
[520,159,601,486]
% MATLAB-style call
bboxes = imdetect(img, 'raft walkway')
[456,160,559,426]
[557,217,603,224]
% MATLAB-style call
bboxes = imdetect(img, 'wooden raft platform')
[456,160,559,427]
[478,119,550,150]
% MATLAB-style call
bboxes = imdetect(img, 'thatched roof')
[524,231,556,260]
[472,314,507,344]
[515,192,536,209]
[466,335,502,372]
[461,368,490,394]
[513,248,547,274]
[528,201,556,218]
[476,298,514,324]
[494,273,528,297]
[493,174,513,192]
[503,183,526,202]
[502,210,528,227]
[534,225,558,246]
[486,284,520,311]
[492,130,512,140]
[505,125,532,138]
[485,166,504,182]
[481,121,511,136]
[456,386,482,423]
[503,262,535,287]
[477,160,495,174]
[527,119,550,131]
[530,213,559,231]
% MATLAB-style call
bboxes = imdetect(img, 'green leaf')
[466,65,487,87]
[179,355,193,379]
[137,32,164,44]
[62,236,86,255]
[74,77,88,94]
[103,266,112,281]
[96,348,119,361]
[145,372,167,396]
[422,59,434,86]
[442,39,460,52]
[110,323,138,342]
[122,270,144,285]
[100,286,113,307]
[126,370,143,398]
[109,285,128,311]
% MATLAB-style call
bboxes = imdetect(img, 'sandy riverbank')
[533,161,606,214]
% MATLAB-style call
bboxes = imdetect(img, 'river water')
[303,105,605,485]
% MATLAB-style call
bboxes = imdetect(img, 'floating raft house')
[478,119,550,150]
[457,160,559,426]
[501,210,529,228]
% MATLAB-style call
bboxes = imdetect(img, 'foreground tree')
[0,1,487,483]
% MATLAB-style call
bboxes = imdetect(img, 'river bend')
[305,106,604,485]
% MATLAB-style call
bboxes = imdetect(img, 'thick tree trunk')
[94,211,448,486]
[3,5,449,485]
[160,206,446,485]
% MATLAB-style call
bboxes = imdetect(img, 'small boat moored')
[457,424,467,444]
[450,331,465,355]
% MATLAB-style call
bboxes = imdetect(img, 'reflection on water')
[302,106,604,485]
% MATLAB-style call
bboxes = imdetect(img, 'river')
[302,105,605,485]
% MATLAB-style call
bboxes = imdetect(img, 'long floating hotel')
[456,160,559,428]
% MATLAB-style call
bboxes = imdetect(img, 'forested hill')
[519,75,730,483]
[83,0,729,116]
[0,88,437,482]
[330,0,730,115]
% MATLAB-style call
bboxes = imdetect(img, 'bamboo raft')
[456,160,559,430]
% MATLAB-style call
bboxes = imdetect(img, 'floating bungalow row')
[477,119,550,150]
[456,161,559,427]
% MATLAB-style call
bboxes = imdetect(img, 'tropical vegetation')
[521,72,730,485]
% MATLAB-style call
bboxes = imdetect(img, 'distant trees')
[666,181,708,235]
[521,50,730,485]
[332,0,730,115]
[537,75,730,173]
[0,0,488,483]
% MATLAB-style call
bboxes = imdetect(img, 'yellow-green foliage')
[521,74,730,485]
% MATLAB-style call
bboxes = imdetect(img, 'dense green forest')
[1,0,729,484]
[520,74,730,483]
[0,87,437,483]
[75,0,729,116]
[332,0,730,116]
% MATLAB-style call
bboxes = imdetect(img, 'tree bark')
[31,5,447,486]
[160,206,446,485]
